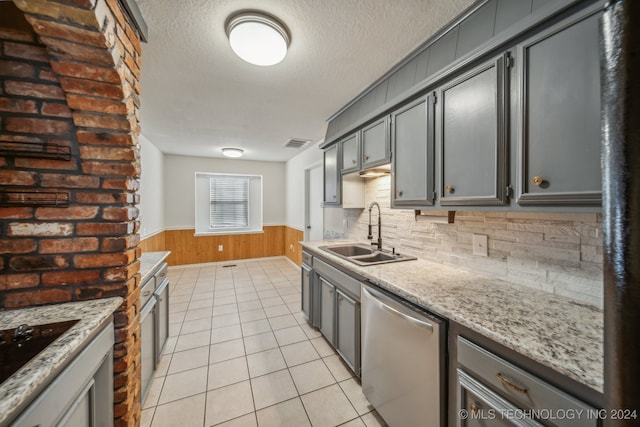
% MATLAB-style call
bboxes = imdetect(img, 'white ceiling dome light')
[221,148,244,158]
[225,11,291,66]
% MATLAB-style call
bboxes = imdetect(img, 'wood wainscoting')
[139,225,305,267]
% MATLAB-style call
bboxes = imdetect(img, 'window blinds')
[209,175,249,228]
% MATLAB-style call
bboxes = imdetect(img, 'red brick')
[76,130,134,146]
[35,206,99,220]
[0,273,40,291]
[76,221,133,236]
[0,239,37,254]
[81,160,138,177]
[74,250,135,268]
[0,170,37,186]
[0,60,36,78]
[101,234,139,252]
[14,157,78,171]
[0,98,38,114]
[4,288,73,308]
[0,158,7,168]
[5,117,71,136]
[10,255,70,271]
[59,76,124,99]
[67,94,131,115]
[0,28,36,43]
[49,0,98,11]
[80,146,136,161]
[26,16,107,48]
[0,207,33,219]
[41,173,99,188]
[123,53,140,80]
[72,112,133,131]
[0,134,44,143]
[51,59,122,84]
[102,206,138,221]
[75,191,134,204]
[8,222,74,237]
[39,67,59,82]
[42,269,100,286]
[104,261,139,281]
[3,41,50,63]
[39,237,99,254]
[41,102,72,118]
[4,81,65,100]
[98,181,139,194]
[40,36,117,67]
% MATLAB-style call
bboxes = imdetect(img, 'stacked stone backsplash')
[0,1,143,425]
[325,175,603,308]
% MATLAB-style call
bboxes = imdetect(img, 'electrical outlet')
[290,244,295,252]
[218,245,223,252]
[472,234,488,257]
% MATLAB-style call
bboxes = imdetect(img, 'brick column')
[1,0,144,424]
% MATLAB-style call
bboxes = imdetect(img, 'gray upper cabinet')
[340,133,360,174]
[391,94,436,208]
[323,143,341,205]
[516,8,602,206]
[439,53,509,206]
[361,116,390,169]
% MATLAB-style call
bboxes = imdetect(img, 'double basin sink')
[319,243,416,266]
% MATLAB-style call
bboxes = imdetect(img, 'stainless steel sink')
[319,244,416,266]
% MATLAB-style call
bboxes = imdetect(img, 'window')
[195,172,263,235]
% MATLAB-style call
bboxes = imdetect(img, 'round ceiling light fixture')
[221,148,244,158]
[225,11,290,66]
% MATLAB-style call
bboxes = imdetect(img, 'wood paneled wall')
[285,227,304,266]
[139,225,305,267]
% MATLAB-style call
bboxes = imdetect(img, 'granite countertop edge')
[0,297,123,426]
[139,251,171,283]
[301,240,603,394]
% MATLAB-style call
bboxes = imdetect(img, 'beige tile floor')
[141,257,387,427]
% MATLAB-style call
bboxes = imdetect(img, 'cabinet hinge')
[433,191,437,201]
[431,92,437,104]
[505,53,514,69]
[506,185,513,198]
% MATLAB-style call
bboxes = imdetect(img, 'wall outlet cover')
[218,245,223,251]
[472,234,488,257]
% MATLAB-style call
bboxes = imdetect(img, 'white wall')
[138,134,165,238]
[164,154,286,229]
[285,141,324,230]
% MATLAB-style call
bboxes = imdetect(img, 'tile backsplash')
[324,176,603,308]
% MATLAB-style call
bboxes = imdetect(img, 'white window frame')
[194,172,263,236]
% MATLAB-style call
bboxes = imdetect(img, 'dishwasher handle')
[362,286,433,333]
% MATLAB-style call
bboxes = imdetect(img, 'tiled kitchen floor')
[141,257,387,427]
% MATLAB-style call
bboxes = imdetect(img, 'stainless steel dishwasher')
[361,283,445,427]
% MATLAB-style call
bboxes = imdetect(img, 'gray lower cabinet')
[361,116,390,169]
[319,277,335,345]
[301,251,321,328]
[455,336,598,427]
[391,94,436,208]
[516,6,602,206]
[323,143,341,205]
[12,321,114,427]
[140,296,156,402]
[439,53,509,206]
[154,278,169,360]
[335,289,360,374]
[341,132,360,174]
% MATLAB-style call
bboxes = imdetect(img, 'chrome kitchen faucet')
[368,201,382,251]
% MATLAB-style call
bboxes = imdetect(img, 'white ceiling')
[136,0,475,162]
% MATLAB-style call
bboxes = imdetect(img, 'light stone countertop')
[302,240,603,393]
[139,251,171,283]
[0,297,123,426]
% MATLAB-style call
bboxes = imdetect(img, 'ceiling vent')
[284,138,310,149]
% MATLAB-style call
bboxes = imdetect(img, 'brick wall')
[326,175,604,308]
[0,1,143,425]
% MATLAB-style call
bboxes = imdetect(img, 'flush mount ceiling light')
[221,148,244,158]
[225,11,290,66]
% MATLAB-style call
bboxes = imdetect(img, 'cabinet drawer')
[141,278,155,307]
[313,258,360,301]
[457,337,597,427]
[302,250,313,267]
[154,262,168,287]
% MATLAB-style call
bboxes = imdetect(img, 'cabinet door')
[155,278,169,359]
[457,369,543,427]
[323,144,341,205]
[391,94,436,208]
[362,116,390,169]
[517,10,601,206]
[336,289,360,376]
[320,277,335,345]
[58,381,94,427]
[301,264,312,322]
[140,299,156,402]
[440,54,509,206]
[341,133,360,174]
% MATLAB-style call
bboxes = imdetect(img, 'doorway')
[305,164,324,241]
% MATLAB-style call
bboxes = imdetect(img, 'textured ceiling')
[136,0,475,162]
